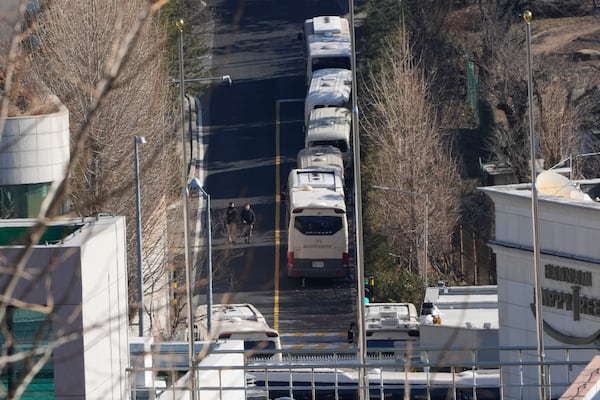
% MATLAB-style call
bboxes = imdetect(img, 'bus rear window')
[294,215,343,235]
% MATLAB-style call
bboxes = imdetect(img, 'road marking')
[274,98,305,333]
[274,99,281,332]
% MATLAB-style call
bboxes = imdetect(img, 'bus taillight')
[219,333,232,339]
[342,252,349,267]
[288,252,294,268]
[266,331,279,338]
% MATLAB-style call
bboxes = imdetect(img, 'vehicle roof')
[365,303,418,320]
[305,16,350,37]
[365,303,419,331]
[306,68,352,104]
[306,107,351,142]
[288,169,346,211]
[308,36,352,59]
[194,303,281,339]
[305,69,352,121]
[297,146,344,175]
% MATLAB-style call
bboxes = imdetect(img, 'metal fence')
[128,344,598,400]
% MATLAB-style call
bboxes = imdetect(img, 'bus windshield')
[293,215,343,235]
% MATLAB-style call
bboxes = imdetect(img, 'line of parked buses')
[187,15,354,361]
[286,14,354,282]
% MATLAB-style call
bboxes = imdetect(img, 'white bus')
[297,145,345,182]
[194,303,282,361]
[300,16,352,84]
[304,68,352,125]
[286,168,349,279]
[305,107,352,166]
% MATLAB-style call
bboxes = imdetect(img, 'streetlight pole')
[176,18,195,400]
[169,75,232,85]
[348,0,368,398]
[134,136,147,337]
[194,182,213,337]
[524,10,546,400]
[372,185,429,287]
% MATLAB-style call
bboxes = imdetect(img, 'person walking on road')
[225,202,238,243]
[240,203,256,244]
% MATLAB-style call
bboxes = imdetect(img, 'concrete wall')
[79,216,129,400]
[420,325,499,366]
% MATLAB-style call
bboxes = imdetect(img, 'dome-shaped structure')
[536,170,592,201]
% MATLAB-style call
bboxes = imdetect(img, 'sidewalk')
[167,94,203,339]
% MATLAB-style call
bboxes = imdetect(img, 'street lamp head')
[176,19,184,31]
[222,75,232,85]
[523,10,532,23]
[189,177,202,190]
[135,136,147,144]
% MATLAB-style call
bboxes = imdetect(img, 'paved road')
[194,0,357,342]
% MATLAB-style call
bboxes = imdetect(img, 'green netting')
[0,224,83,246]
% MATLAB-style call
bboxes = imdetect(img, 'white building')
[0,95,70,217]
[0,216,129,399]
[420,285,499,366]
[480,173,600,399]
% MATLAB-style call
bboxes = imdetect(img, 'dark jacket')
[241,207,255,225]
[226,206,238,224]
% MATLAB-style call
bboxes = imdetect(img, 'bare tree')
[0,0,180,396]
[360,24,461,283]
[476,1,599,180]
[31,0,177,335]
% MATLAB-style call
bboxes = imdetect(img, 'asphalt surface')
[193,0,358,344]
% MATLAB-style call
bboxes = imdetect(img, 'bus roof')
[365,303,420,331]
[308,35,351,59]
[288,169,346,212]
[195,303,274,335]
[304,16,350,37]
[305,68,352,121]
[297,146,344,176]
[306,107,351,142]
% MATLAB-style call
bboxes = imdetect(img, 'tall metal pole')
[423,194,428,288]
[524,10,546,400]
[347,0,368,399]
[198,186,213,336]
[177,18,195,400]
[134,136,146,337]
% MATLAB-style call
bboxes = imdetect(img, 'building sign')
[531,263,600,345]
[541,264,599,320]
[544,264,592,287]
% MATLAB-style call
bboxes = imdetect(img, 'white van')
[305,107,351,166]
[301,16,352,84]
[348,303,420,348]
[304,68,352,125]
[286,168,349,279]
[297,145,345,181]
[195,303,282,361]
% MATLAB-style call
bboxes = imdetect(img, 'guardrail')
[127,344,598,400]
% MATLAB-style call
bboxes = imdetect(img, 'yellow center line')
[274,100,281,332]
